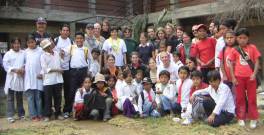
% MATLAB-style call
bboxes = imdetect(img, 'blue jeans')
[6,89,25,117]
[160,96,177,111]
[25,89,43,118]
[142,101,160,117]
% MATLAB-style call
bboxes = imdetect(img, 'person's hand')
[156,90,162,94]
[60,49,65,59]
[152,102,157,109]
[57,69,64,74]
[207,113,215,124]
[222,74,227,81]
[232,77,238,85]
[189,95,196,104]
[250,74,256,81]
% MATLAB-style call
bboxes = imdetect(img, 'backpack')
[54,37,74,46]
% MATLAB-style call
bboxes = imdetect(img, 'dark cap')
[36,17,47,24]
[142,77,152,85]
[197,24,207,31]
[86,23,94,29]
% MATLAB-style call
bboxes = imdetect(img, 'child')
[190,70,235,127]
[172,51,184,67]
[181,70,208,125]
[138,77,160,118]
[156,41,173,66]
[106,75,119,115]
[177,32,192,64]
[40,39,64,122]
[73,76,92,120]
[24,34,43,121]
[218,30,236,89]
[137,32,155,65]
[186,57,198,74]
[148,58,157,84]
[132,69,144,94]
[155,70,177,116]
[89,48,101,77]
[128,52,148,77]
[229,28,261,129]
[85,73,113,121]
[116,70,138,118]
[3,38,25,123]
[175,66,193,115]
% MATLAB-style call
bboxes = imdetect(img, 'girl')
[73,76,92,120]
[148,58,157,84]
[165,23,179,53]
[136,32,155,65]
[116,70,139,118]
[229,28,261,129]
[175,66,193,115]
[24,34,43,121]
[3,38,25,123]
[177,32,192,64]
[106,75,119,115]
[86,73,113,121]
[155,70,177,116]
[127,52,148,77]
[219,30,236,89]
[155,27,167,55]
[190,70,235,127]
[40,39,64,122]
[186,57,198,73]
[155,41,173,66]
[101,54,119,77]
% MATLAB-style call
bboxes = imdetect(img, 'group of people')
[2,17,262,129]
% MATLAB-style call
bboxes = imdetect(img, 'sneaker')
[44,117,50,122]
[19,116,26,121]
[250,120,257,129]
[31,117,39,122]
[63,112,70,119]
[172,117,181,123]
[238,120,245,127]
[182,118,192,125]
[7,117,15,123]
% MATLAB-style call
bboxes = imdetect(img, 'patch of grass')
[0,96,6,117]
[0,128,36,135]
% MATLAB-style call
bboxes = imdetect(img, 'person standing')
[123,27,137,64]
[63,32,89,118]
[32,17,50,45]
[3,38,25,123]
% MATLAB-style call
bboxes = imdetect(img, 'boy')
[138,77,160,118]
[89,48,101,77]
[155,70,177,116]
[172,51,184,67]
[40,39,64,121]
[132,69,144,94]
[190,70,235,127]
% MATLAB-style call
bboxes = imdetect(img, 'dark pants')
[64,67,87,113]
[62,70,71,113]
[201,68,215,84]
[6,89,25,117]
[203,98,234,127]
[43,83,62,117]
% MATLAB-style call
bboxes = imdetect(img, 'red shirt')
[218,46,233,81]
[228,44,261,77]
[190,82,208,96]
[190,37,216,68]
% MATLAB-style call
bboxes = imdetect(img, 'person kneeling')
[138,77,160,118]
[190,70,235,127]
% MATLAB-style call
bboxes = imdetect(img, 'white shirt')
[132,79,143,95]
[74,88,91,104]
[3,49,25,94]
[102,38,127,66]
[24,47,43,91]
[66,45,89,69]
[54,36,72,70]
[157,62,180,82]
[192,82,235,115]
[89,58,100,77]
[176,78,193,109]
[138,89,156,114]
[215,36,225,68]
[155,83,177,104]
[40,51,63,85]
[116,82,138,111]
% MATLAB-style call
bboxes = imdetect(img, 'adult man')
[123,27,137,64]
[32,17,50,45]
[53,24,73,118]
